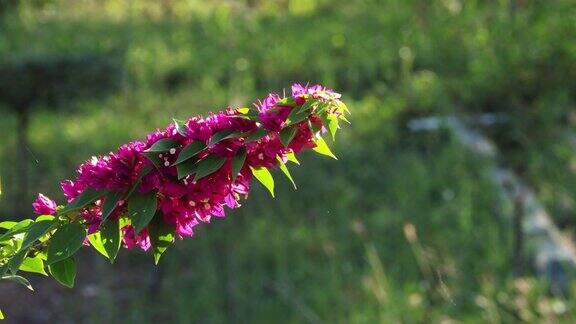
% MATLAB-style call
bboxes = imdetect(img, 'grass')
[0,0,575,322]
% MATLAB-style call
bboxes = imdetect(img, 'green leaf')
[143,152,164,168]
[0,219,33,242]
[125,165,153,199]
[7,249,27,274]
[237,107,259,120]
[286,152,300,165]
[36,215,55,222]
[100,190,124,225]
[312,136,338,160]
[277,97,296,106]
[145,138,180,152]
[309,120,322,134]
[88,232,108,258]
[60,187,105,215]
[19,256,47,276]
[48,257,76,288]
[174,141,206,165]
[128,191,158,233]
[173,118,188,136]
[0,221,17,230]
[1,274,33,291]
[328,115,339,140]
[250,166,275,197]
[46,222,87,265]
[320,113,339,141]
[234,111,259,121]
[279,127,297,147]
[148,215,175,265]
[276,157,297,189]
[296,99,315,114]
[89,224,123,261]
[194,155,227,182]
[232,148,247,181]
[246,128,268,142]
[21,216,57,250]
[177,158,198,180]
[1,308,4,319]
[286,107,310,126]
[314,102,329,115]
[101,218,121,263]
[208,129,242,146]
[339,114,351,124]
[119,216,131,228]
[336,100,351,115]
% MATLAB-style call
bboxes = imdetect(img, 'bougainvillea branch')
[0,83,349,299]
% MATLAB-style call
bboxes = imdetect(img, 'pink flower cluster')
[33,83,344,252]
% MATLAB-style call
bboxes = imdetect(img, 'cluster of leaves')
[0,89,350,319]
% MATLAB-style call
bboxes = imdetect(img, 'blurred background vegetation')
[0,0,575,322]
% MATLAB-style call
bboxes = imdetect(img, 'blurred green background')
[0,0,575,322]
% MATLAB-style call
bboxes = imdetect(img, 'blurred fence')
[410,115,576,295]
